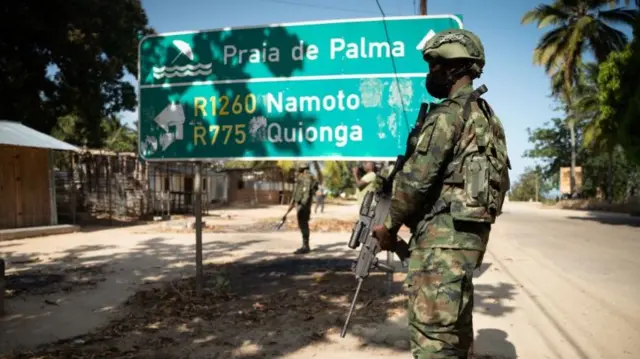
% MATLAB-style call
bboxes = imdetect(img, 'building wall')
[148,171,229,213]
[226,171,294,205]
[0,144,52,229]
[54,152,150,221]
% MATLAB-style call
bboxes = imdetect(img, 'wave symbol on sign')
[152,40,213,79]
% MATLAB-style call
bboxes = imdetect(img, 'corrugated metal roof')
[0,120,79,151]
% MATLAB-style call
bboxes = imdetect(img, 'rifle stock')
[340,102,429,338]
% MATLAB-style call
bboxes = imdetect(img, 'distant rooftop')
[0,120,78,151]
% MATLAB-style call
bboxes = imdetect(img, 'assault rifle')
[340,102,429,338]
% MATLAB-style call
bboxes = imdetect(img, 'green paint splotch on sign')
[138,15,463,161]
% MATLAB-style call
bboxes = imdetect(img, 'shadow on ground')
[474,329,518,359]
[2,233,518,358]
[568,213,640,228]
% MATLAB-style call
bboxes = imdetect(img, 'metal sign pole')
[194,162,204,297]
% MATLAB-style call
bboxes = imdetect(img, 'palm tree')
[570,63,619,201]
[102,117,137,152]
[521,0,636,197]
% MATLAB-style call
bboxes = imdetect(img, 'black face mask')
[425,69,452,99]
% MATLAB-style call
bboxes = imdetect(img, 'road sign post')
[194,162,203,297]
[137,15,463,162]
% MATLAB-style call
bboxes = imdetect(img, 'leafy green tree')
[51,114,85,146]
[0,0,153,146]
[524,110,640,200]
[587,48,632,200]
[598,39,640,166]
[322,161,355,196]
[617,1,640,163]
[580,146,640,201]
[101,117,137,152]
[509,167,552,202]
[51,114,137,152]
[521,0,636,196]
[524,117,583,188]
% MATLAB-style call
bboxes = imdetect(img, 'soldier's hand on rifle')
[372,224,397,251]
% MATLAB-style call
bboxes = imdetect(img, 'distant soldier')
[282,162,319,254]
[315,184,328,214]
[353,161,379,206]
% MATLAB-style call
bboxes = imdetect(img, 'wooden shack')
[0,120,78,230]
[221,165,295,205]
[147,162,228,214]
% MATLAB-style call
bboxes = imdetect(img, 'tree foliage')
[598,21,640,164]
[521,0,637,196]
[322,161,356,196]
[101,118,138,153]
[0,0,153,147]
[521,0,635,100]
[51,114,137,152]
[581,146,640,200]
[523,0,640,201]
[524,117,580,187]
[524,110,640,200]
[620,7,640,163]
[509,167,552,201]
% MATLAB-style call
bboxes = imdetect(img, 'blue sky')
[122,0,620,184]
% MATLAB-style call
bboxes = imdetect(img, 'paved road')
[1,202,639,358]
[481,202,640,359]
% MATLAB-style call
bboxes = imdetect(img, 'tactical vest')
[441,86,511,224]
[294,173,318,206]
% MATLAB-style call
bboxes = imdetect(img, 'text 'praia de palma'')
[222,38,405,65]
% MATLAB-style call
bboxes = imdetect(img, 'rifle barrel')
[340,278,364,338]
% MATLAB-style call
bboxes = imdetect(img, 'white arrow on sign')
[154,102,185,150]
[416,29,436,51]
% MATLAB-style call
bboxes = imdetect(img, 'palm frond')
[533,27,572,71]
[598,8,638,25]
[522,4,571,26]
[587,20,629,61]
[584,0,631,10]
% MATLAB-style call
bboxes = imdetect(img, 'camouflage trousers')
[405,247,482,359]
[296,204,311,244]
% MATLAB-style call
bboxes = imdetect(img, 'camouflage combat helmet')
[422,29,485,70]
[297,161,310,170]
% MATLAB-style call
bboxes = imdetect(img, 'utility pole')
[534,166,541,202]
[535,172,539,202]
[420,0,427,15]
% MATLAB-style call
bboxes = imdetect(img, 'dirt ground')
[1,204,411,359]
[5,259,406,359]
[2,202,639,358]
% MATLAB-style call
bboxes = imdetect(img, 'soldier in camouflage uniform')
[372,29,511,359]
[283,162,319,254]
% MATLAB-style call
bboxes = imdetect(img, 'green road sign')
[138,15,463,161]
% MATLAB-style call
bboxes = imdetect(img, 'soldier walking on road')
[371,29,511,358]
[282,162,320,254]
[315,184,327,214]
